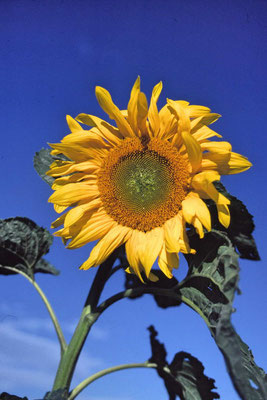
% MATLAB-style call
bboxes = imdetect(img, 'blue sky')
[0,0,267,399]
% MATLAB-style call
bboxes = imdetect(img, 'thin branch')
[3,266,67,354]
[69,362,157,400]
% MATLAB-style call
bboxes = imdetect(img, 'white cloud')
[0,317,104,397]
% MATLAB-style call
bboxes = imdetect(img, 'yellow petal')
[67,210,117,249]
[185,105,211,118]
[190,113,221,133]
[47,160,99,177]
[217,204,230,228]
[182,194,211,231]
[167,99,191,133]
[227,152,252,174]
[48,183,99,206]
[95,86,134,138]
[158,104,177,139]
[148,81,163,137]
[80,225,132,269]
[192,171,230,205]
[51,212,67,228]
[140,227,164,278]
[137,91,149,135]
[66,115,83,132]
[192,125,222,141]
[127,76,140,134]
[64,198,102,228]
[54,204,67,213]
[200,141,232,153]
[181,131,202,173]
[125,230,146,282]
[75,113,123,145]
[158,243,179,279]
[164,215,182,253]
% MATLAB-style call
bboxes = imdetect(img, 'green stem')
[4,266,67,355]
[69,362,157,400]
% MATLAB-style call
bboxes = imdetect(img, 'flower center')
[113,151,172,213]
[97,138,190,231]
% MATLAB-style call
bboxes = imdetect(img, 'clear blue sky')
[0,0,266,399]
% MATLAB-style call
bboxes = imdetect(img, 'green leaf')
[34,148,55,187]
[208,181,260,260]
[44,389,68,400]
[34,148,69,187]
[0,217,58,278]
[181,230,267,399]
[148,325,219,400]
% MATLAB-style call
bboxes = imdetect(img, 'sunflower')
[47,77,251,281]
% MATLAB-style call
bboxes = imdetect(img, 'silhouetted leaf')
[0,393,28,400]
[148,325,219,400]
[125,269,181,308]
[207,181,260,260]
[181,230,267,399]
[0,217,57,278]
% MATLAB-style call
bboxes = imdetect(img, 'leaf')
[208,181,260,260]
[0,394,28,400]
[148,325,219,400]
[125,270,182,308]
[0,217,57,278]
[181,230,267,399]
[34,148,55,187]
[34,148,69,187]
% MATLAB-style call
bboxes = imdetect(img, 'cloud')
[0,317,104,398]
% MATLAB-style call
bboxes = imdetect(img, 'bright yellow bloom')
[47,78,251,281]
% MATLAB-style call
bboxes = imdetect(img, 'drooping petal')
[192,125,222,141]
[191,171,230,205]
[182,193,211,231]
[185,105,211,118]
[125,230,146,282]
[164,215,182,253]
[217,204,230,228]
[139,227,164,278]
[158,243,179,279]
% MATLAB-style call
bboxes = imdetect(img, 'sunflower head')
[47,77,252,281]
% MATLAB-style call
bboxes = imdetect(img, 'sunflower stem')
[3,266,67,355]
[68,361,157,400]
[50,251,118,394]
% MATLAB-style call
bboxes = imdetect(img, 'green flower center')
[112,151,172,213]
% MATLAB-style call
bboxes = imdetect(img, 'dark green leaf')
[34,258,60,276]
[181,230,267,399]
[0,393,28,400]
[34,149,55,187]
[208,181,260,260]
[148,325,219,400]
[0,217,57,278]
[34,148,69,187]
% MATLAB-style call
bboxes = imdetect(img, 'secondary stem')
[69,362,157,400]
[3,266,67,355]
